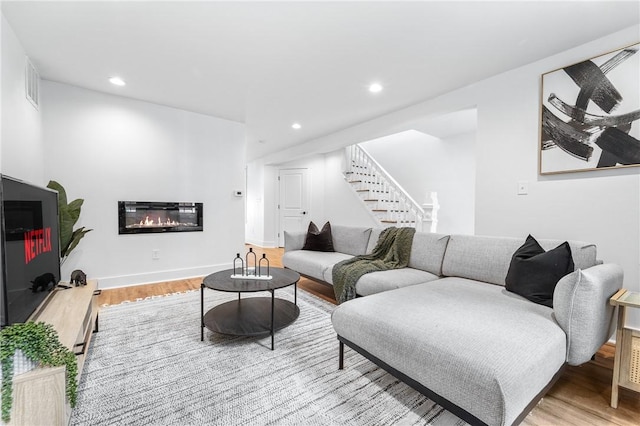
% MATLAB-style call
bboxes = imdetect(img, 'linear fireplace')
[118,201,203,234]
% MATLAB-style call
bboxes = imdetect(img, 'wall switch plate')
[152,249,160,260]
[517,181,529,195]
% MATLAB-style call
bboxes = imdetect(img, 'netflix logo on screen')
[24,227,53,264]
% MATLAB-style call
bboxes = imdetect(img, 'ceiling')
[2,1,639,161]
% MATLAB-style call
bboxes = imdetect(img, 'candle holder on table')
[231,248,272,280]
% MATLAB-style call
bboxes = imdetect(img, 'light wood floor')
[97,246,639,425]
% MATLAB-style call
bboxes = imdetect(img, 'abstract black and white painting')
[540,43,639,174]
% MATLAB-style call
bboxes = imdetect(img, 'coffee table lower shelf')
[203,297,300,336]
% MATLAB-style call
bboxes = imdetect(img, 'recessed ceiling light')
[369,83,383,93]
[292,123,301,130]
[109,77,126,86]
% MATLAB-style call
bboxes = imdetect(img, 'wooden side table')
[609,289,640,408]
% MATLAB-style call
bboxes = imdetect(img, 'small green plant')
[0,322,78,422]
[47,180,92,265]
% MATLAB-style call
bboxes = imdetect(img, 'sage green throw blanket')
[332,227,416,304]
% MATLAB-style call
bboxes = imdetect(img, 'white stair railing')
[344,144,437,232]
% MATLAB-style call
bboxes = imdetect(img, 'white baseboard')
[95,262,233,289]
[245,238,278,248]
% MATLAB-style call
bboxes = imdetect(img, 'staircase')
[344,144,439,232]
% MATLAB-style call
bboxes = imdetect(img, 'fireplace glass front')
[118,201,203,234]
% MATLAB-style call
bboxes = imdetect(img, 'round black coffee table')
[200,267,300,350]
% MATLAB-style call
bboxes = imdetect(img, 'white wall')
[2,13,247,291]
[245,159,266,246]
[41,81,246,288]
[258,25,640,328]
[263,165,278,246]
[360,129,476,234]
[245,159,280,248]
[1,14,43,183]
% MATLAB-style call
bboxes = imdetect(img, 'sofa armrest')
[284,230,306,252]
[553,263,623,366]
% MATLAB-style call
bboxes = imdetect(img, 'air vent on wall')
[25,57,39,110]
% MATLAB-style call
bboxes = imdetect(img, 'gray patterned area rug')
[71,287,466,425]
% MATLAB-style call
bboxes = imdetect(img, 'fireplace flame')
[138,215,179,227]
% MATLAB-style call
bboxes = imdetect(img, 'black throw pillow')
[505,235,574,308]
[302,221,335,252]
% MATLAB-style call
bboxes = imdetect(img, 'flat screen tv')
[0,175,61,327]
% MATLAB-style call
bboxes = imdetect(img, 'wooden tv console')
[7,279,99,426]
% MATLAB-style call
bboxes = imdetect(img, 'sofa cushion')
[330,225,372,256]
[407,232,449,276]
[302,221,335,252]
[442,234,597,286]
[353,268,440,296]
[505,235,574,307]
[553,263,622,365]
[282,250,352,282]
[332,277,567,426]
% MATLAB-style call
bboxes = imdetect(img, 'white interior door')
[278,168,309,246]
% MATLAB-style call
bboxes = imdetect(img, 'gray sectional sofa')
[283,225,623,426]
